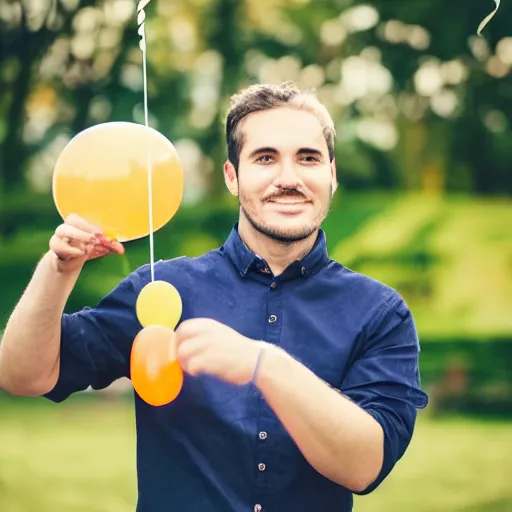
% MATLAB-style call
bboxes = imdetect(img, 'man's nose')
[274,158,301,189]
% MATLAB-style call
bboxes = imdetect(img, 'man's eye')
[257,155,274,163]
[301,156,319,163]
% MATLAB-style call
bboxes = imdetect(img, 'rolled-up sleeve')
[44,273,141,403]
[340,290,428,494]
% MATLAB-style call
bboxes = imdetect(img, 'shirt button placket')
[265,277,282,346]
[255,278,283,509]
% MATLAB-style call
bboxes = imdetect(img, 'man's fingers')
[175,321,200,342]
[55,224,96,245]
[181,359,202,377]
[95,233,125,255]
[176,346,204,377]
[176,318,215,337]
[175,333,205,359]
[109,239,125,255]
[64,213,102,234]
[53,216,125,257]
[49,234,86,260]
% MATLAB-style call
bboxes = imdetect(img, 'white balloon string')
[477,0,500,36]
[137,0,155,282]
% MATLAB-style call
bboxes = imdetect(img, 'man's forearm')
[0,251,80,395]
[254,343,384,492]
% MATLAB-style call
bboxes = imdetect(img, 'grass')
[0,395,511,511]
[355,415,512,511]
[330,194,512,339]
[0,396,137,512]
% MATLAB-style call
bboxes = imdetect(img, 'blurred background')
[1,0,511,510]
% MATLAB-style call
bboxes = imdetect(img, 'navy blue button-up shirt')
[46,224,428,512]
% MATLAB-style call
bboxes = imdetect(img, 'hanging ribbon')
[477,0,500,36]
[137,0,155,281]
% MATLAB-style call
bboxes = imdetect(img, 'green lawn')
[0,395,510,511]
[331,194,512,339]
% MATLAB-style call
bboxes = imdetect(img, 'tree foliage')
[1,0,511,204]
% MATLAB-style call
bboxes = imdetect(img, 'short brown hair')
[225,81,336,170]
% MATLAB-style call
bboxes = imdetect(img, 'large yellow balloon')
[52,122,184,242]
[136,280,183,330]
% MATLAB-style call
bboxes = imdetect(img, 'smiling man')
[0,82,428,512]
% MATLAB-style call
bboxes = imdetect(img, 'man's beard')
[239,187,332,244]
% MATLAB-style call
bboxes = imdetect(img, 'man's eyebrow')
[248,147,324,159]
[297,147,323,156]
[247,147,278,159]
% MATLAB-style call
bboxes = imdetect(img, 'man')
[0,82,428,512]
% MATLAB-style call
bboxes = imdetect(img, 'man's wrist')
[250,341,268,385]
[252,342,290,388]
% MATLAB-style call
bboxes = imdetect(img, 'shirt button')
[258,462,266,471]
[268,314,277,323]
[254,505,262,512]
[259,431,267,440]
[270,282,277,290]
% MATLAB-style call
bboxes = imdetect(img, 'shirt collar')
[221,223,330,279]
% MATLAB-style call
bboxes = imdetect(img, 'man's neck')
[237,218,318,276]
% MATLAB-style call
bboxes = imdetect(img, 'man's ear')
[224,160,238,196]
[331,158,338,195]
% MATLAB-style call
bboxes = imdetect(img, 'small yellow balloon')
[136,281,182,330]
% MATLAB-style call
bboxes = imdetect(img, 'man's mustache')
[264,190,308,201]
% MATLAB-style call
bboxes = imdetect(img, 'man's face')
[226,107,337,243]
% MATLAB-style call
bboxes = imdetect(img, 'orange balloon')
[130,325,184,406]
[52,122,184,242]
